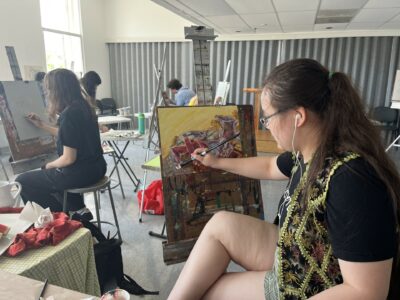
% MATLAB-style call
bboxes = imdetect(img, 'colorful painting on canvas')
[157,105,263,245]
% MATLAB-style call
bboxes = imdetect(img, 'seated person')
[81,70,102,108]
[81,71,108,132]
[168,58,399,300]
[16,69,107,219]
[165,78,196,106]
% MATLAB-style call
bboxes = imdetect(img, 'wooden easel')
[139,45,168,223]
[184,26,217,105]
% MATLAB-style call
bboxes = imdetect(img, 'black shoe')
[72,208,93,221]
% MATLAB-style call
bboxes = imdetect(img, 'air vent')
[315,9,358,24]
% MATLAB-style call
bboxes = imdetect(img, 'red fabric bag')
[137,180,164,215]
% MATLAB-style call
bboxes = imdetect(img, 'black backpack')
[72,215,159,295]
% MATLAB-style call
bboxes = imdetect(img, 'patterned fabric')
[0,228,100,296]
[276,153,359,299]
[264,248,280,300]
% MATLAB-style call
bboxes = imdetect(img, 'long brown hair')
[264,58,399,298]
[81,70,101,108]
[44,68,90,120]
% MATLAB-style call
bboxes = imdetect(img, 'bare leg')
[167,211,279,300]
[203,271,267,300]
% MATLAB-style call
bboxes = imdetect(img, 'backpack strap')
[71,214,107,242]
[119,274,159,295]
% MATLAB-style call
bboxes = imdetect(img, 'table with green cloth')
[0,228,100,296]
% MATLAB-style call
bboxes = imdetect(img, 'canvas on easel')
[0,81,55,163]
[157,105,263,264]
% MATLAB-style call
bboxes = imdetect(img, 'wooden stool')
[63,176,122,240]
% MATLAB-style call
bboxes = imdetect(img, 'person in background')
[81,70,109,132]
[165,78,196,106]
[34,71,46,83]
[80,70,102,108]
[168,59,399,300]
[17,69,107,220]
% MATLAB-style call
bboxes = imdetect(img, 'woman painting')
[168,59,399,300]
[16,69,106,219]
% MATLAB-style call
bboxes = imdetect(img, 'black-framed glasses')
[260,110,285,128]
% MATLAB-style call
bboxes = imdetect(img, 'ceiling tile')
[254,26,283,33]
[223,27,257,34]
[379,22,400,29]
[352,8,400,22]
[223,26,282,34]
[346,22,385,29]
[241,13,280,27]
[282,24,314,32]
[178,0,235,17]
[391,13,400,22]
[207,15,250,28]
[314,23,348,30]
[278,11,317,25]
[225,0,274,14]
[364,0,400,8]
[273,0,319,12]
[320,0,368,10]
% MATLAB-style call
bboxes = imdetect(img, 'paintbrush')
[37,278,48,300]
[177,132,240,169]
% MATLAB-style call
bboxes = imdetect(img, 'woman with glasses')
[168,58,399,300]
[17,69,107,220]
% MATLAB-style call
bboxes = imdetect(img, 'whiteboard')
[1,81,49,141]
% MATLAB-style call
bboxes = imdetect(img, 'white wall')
[104,0,193,42]
[80,0,111,99]
[0,0,46,81]
[0,0,112,149]
[0,0,46,149]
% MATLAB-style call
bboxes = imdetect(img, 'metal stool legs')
[62,177,122,240]
[107,183,122,240]
[111,152,125,199]
[93,189,102,232]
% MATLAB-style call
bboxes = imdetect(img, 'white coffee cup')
[0,181,22,207]
[100,289,130,300]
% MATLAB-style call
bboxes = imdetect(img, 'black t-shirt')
[56,101,104,170]
[276,151,397,262]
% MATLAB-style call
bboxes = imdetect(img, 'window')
[39,0,83,77]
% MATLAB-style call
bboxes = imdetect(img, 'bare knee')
[201,211,239,240]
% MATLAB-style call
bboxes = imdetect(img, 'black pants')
[16,160,106,212]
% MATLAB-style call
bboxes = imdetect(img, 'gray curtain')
[108,36,400,117]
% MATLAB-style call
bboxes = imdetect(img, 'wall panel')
[108,36,400,116]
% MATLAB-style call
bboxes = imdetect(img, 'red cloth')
[7,212,82,257]
[0,207,23,214]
